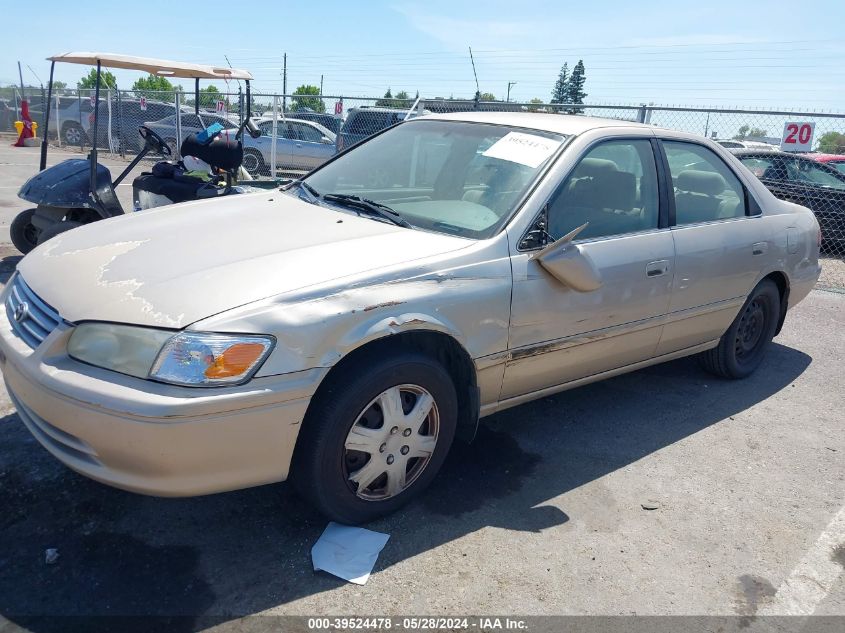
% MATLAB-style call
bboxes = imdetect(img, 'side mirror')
[532,223,602,292]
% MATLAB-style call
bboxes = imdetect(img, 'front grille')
[6,275,62,349]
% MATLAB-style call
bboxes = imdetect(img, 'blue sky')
[3,0,844,109]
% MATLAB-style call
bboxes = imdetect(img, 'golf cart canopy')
[47,52,253,80]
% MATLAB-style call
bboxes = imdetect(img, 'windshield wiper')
[322,194,413,228]
[282,179,321,203]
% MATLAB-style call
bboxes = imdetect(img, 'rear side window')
[664,141,747,224]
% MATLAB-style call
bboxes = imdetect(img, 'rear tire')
[699,279,780,379]
[10,209,39,254]
[62,122,85,146]
[36,220,84,245]
[293,351,458,524]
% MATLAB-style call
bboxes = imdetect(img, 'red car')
[801,152,845,175]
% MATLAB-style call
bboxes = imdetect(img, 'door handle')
[645,260,670,277]
[752,242,768,256]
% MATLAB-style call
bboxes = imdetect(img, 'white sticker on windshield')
[481,132,561,168]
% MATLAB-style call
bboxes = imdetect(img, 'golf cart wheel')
[293,351,458,524]
[62,122,85,146]
[242,149,266,176]
[699,279,780,380]
[37,220,84,246]
[10,209,39,254]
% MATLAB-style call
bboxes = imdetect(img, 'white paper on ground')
[311,522,390,585]
[481,131,561,168]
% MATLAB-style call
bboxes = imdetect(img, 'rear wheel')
[10,209,39,254]
[699,279,780,379]
[36,220,84,245]
[293,351,458,523]
[164,137,178,157]
[242,149,266,177]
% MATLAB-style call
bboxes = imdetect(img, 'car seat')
[674,170,727,224]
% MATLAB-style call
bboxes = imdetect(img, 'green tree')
[290,84,325,112]
[734,125,768,140]
[376,87,394,106]
[528,97,545,112]
[817,131,845,153]
[565,60,587,113]
[77,68,117,90]
[551,63,569,105]
[131,74,175,100]
[479,92,497,101]
[52,80,67,90]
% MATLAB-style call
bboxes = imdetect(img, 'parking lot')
[0,138,843,630]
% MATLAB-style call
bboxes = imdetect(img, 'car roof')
[802,153,845,162]
[423,110,653,136]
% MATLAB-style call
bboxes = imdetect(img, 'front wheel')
[699,279,780,379]
[293,352,458,523]
[10,209,39,254]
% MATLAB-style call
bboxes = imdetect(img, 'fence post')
[117,89,124,158]
[77,92,85,154]
[637,104,648,123]
[55,91,62,147]
[106,89,113,153]
[174,90,182,160]
[271,95,278,179]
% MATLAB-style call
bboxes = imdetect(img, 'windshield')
[302,120,565,238]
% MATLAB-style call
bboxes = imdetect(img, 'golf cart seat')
[180,134,243,172]
[132,134,244,209]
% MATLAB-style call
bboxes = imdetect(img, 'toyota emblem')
[13,302,29,323]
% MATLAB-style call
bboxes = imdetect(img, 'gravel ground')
[819,257,845,290]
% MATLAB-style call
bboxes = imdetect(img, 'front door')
[501,138,675,401]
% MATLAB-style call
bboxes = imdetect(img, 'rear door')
[657,140,762,355]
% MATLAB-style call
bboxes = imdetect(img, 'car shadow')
[0,343,811,632]
[0,254,21,285]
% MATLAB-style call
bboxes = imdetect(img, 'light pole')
[507,81,517,102]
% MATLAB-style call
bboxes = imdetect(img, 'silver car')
[247,118,336,175]
[0,112,821,523]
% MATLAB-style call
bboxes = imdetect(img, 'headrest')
[677,170,726,196]
[592,170,636,211]
[574,157,618,178]
[180,134,243,172]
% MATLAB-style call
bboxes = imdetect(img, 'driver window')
[547,139,660,241]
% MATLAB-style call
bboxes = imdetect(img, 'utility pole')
[320,74,324,96]
[17,61,25,98]
[282,53,287,112]
[507,81,517,102]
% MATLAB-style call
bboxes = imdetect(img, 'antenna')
[468,47,480,98]
[224,54,242,89]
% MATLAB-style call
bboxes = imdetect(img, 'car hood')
[18,192,471,328]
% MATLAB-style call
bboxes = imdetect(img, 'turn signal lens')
[150,333,274,386]
[205,343,267,378]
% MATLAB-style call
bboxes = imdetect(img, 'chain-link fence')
[6,87,844,261]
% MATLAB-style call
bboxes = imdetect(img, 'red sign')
[216,99,226,114]
[780,121,815,152]
[334,100,343,115]
[139,96,147,111]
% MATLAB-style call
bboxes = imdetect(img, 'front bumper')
[0,300,326,497]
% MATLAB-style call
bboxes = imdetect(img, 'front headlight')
[68,324,274,386]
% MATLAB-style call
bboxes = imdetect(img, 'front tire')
[62,122,85,146]
[700,279,780,379]
[10,209,39,254]
[293,351,458,523]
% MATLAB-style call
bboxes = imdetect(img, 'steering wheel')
[138,125,171,157]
